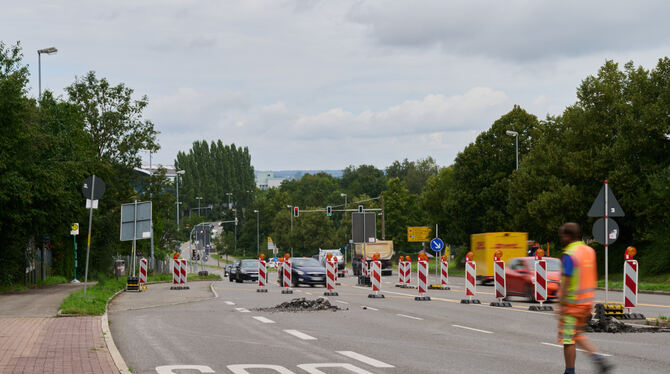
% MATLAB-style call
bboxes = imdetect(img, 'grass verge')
[59,273,221,316]
[597,273,670,292]
[0,275,69,294]
[211,254,234,264]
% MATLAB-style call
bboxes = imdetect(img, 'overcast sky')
[4,0,669,170]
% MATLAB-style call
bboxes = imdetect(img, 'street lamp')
[340,193,347,207]
[37,47,58,102]
[226,192,233,210]
[286,205,294,257]
[254,210,260,257]
[175,170,185,228]
[196,196,203,217]
[232,208,238,256]
[506,130,519,170]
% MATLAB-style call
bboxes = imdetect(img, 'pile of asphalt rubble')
[587,316,670,333]
[255,298,344,312]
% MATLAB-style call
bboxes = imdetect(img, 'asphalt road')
[109,270,670,374]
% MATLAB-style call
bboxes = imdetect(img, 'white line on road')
[452,324,493,334]
[337,351,395,368]
[305,292,312,295]
[541,342,612,357]
[235,307,250,313]
[335,300,350,305]
[361,306,379,311]
[252,316,275,324]
[225,301,235,305]
[397,314,423,320]
[284,329,317,340]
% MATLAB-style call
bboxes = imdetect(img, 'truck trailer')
[470,232,528,285]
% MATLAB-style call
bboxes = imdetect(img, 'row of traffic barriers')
[251,249,644,318]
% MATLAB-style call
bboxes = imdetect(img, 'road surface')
[109,270,670,374]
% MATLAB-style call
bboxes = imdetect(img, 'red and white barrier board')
[281,259,293,294]
[170,259,189,290]
[368,260,384,298]
[139,258,147,285]
[404,260,412,287]
[494,260,505,300]
[624,259,638,308]
[257,258,268,293]
[465,261,476,297]
[415,259,430,301]
[441,258,449,287]
[325,259,338,296]
[534,260,547,302]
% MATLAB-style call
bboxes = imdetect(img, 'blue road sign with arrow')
[430,238,444,252]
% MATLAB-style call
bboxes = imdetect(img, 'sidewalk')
[0,284,118,374]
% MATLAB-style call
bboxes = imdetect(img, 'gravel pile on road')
[254,297,343,312]
[587,317,669,333]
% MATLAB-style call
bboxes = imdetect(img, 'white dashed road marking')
[541,342,613,357]
[361,306,378,311]
[252,316,275,324]
[225,301,235,305]
[452,324,493,334]
[283,329,317,340]
[335,300,350,305]
[397,314,423,320]
[336,351,395,368]
[235,307,250,313]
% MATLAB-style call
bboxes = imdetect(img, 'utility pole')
[381,195,385,240]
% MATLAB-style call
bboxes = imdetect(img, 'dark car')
[224,263,233,277]
[278,257,326,287]
[228,260,240,282]
[234,259,259,283]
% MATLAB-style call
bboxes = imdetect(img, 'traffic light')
[294,206,299,217]
[326,206,332,217]
[191,249,197,260]
[358,205,364,213]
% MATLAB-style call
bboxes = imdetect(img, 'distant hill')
[255,170,344,179]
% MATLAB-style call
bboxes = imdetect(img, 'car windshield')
[292,258,322,267]
[241,260,258,268]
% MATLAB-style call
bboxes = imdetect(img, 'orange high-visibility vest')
[563,241,597,305]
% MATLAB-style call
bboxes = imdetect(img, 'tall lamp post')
[254,210,260,257]
[38,47,58,102]
[233,208,238,256]
[196,196,203,217]
[175,170,185,228]
[506,130,519,170]
[286,205,293,257]
[226,192,233,210]
[340,193,348,264]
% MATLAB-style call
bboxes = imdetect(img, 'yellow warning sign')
[407,227,431,242]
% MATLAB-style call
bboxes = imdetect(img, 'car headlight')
[296,270,305,275]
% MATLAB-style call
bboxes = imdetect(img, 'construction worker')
[557,223,613,374]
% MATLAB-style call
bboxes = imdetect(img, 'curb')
[104,288,131,374]
[596,287,670,296]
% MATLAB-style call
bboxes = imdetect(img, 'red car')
[505,257,562,301]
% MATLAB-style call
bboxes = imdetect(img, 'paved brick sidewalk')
[0,317,117,373]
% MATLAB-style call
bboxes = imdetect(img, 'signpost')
[120,200,153,291]
[70,223,80,283]
[81,175,105,297]
[430,237,445,283]
[588,181,625,303]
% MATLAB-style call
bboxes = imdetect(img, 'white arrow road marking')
[228,364,296,374]
[541,342,613,357]
[298,363,374,374]
[336,351,395,368]
[452,324,493,334]
[252,316,275,324]
[235,307,250,313]
[397,314,423,320]
[284,329,317,340]
[156,365,215,374]
[225,301,235,305]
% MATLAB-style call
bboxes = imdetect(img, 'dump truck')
[352,240,394,276]
[471,232,528,285]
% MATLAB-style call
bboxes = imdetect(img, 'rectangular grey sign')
[120,201,152,241]
[352,212,376,244]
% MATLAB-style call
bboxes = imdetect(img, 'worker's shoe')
[592,354,614,373]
